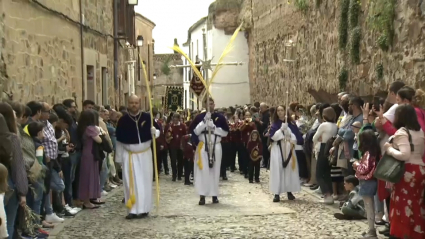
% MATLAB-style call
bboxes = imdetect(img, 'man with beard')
[115,95,160,219]
[331,96,364,176]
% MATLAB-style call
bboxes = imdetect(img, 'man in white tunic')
[115,95,159,219]
[188,97,229,205]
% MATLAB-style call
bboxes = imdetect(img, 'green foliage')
[349,0,360,29]
[350,27,361,64]
[339,68,349,90]
[338,0,350,49]
[367,0,396,51]
[315,0,322,8]
[294,0,309,13]
[375,62,384,80]
[161,57,171,76]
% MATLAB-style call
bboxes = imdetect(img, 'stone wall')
[152,53,183,109]
[237,0,425,105]
[1,0,124,107]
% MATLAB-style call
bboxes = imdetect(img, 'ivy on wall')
[349,0,360,30]
[350,27,361,64]
[339,68,349,90]
[294,0,309,13]
[368,0,396,51]
[375,62,384,80]
[338,0,350,49]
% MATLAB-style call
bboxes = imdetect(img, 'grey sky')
[135,0,215,54]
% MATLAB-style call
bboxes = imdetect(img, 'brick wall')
[239,0,425,105]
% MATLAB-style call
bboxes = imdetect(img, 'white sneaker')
[101,190,108,196]
[109,184,117,188]
[45,213,65,223]
[323,195,334,205]
[65,204,81,214]
[314,187,322,194]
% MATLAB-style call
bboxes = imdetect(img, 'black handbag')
[373,128,412,184]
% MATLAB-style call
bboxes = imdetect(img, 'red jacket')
[181,134,194,161]
[240,120,257,145]
[229,121,241,143]
[166,122,187,149]
[246,140,263,161]
[155,120,167,150]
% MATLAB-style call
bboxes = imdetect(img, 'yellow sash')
[196,141,204,170]
[125,147,150,209]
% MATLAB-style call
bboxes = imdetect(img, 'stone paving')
[49,168,384,239]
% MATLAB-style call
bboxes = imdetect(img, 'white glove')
[207,120,215,129]
[150,127,157,135]
[204,112,211,121]
[280,123,288,131]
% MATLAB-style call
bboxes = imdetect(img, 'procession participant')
[181,134,194,185]
[239,111,257,178]
[246,130,263,183]
[189,97,229,205]
[115,95,160,220]
[219,109,231,180]
[269,105,301,202]
[153,108,168,175]
[227,112,238,172]
[166,113,186,181]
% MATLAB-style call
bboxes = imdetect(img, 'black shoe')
[273,195,280,202]
[184,181,193,185]
[287,192,295,200]
[249,180,254,183]
[375,220,386,226]
[230,169,235,172]
[239,171,244,175]
[137,213,149,218]
[165,171,170,175]
[172,177,176,182]
[244,174,248,179]
[178,177,182,181]
[125,213,138,220]
[212,196,219,204]
[310,185,319,190]
[222,176,228,180]
[333,213,353,220]
[255,179,260,183]
[199,196,206,205]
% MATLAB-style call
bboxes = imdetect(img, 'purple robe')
[116,112,160,144]
[189,112,229,146]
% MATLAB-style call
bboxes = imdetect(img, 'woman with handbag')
[353,129,380,238]
[76,110,103,209]
[382,104,425,239]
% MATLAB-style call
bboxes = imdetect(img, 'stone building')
[205,0,425,105]
[152,53,183,110]
[0,0,137,107]
[237,0,425,105]
[134,13,155,109]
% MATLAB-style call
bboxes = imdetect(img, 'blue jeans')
[4,177,19,239]
[44,169,65,215]
[26,178,44,216]
[61,157,73,206]
[100,158,109,193]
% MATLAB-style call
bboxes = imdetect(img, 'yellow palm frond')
[208,22,243,87]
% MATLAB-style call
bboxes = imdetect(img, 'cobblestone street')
[50,169,381,239]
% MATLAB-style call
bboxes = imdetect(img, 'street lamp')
[137,35,144,47]
[127,0,138,5]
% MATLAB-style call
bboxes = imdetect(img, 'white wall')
[209,28,250,108]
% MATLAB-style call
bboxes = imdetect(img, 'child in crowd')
[246,130,263,183]
[353,130,379,238]
[181,134,194,186]
[334,175,365,220]
[0,163,8,239]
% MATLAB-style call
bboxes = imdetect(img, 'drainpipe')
[113,0,119,106]
[79,0,84,105]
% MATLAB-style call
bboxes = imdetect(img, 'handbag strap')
[402,127,414,152]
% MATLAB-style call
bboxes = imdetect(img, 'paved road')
[50,168,382,239]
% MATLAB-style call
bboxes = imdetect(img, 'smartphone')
[373,96,380,111]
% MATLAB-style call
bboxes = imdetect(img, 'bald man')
[115,95,160,219]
